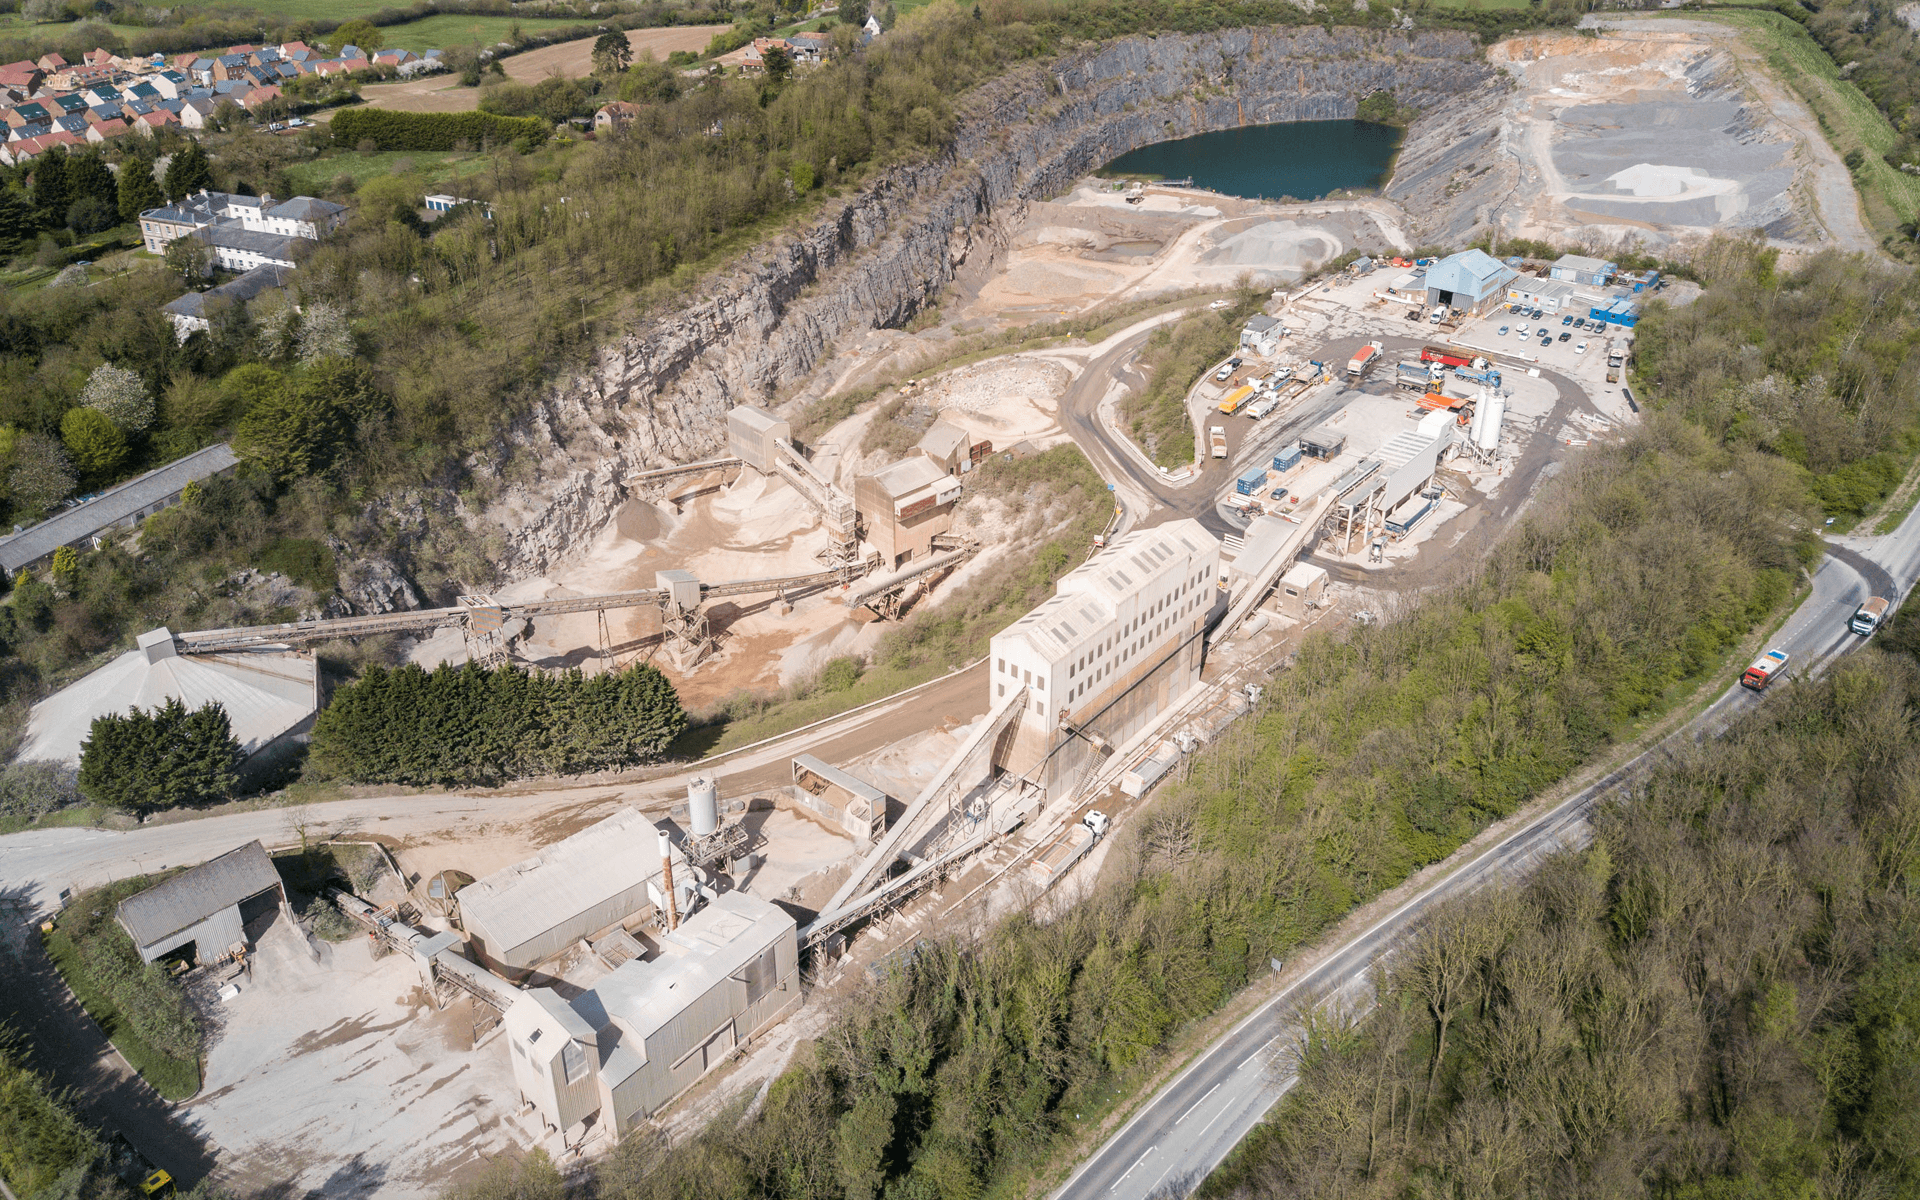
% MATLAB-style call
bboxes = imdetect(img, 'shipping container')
[1272,444,1303,473]
[1235,466,1268,495]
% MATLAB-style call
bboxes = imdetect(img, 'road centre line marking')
[1112,1149,1154,1191]
[1240,1037,1276,1070]
[1175,1084,1219,1125]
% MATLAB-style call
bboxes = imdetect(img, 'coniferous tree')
[77,697,240,814]
[0,187,34,249]
[31,153,69,229]
[161,142,213,202]
[116,155,163,223]
[65,152,114,213]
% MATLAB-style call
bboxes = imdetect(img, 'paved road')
[1054,504,1920,1200]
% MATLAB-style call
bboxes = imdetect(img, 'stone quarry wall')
[480,26,1495,577]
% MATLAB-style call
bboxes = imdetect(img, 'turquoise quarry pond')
[1101,119,1404,201]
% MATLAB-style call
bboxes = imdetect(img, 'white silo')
[688,776,719,837]
[1475,396,1505,451]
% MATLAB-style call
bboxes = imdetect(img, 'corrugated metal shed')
[116,840,282,950]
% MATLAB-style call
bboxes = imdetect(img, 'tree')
[592,29,632,75]
[0,188,34,249]
[64,196,115,236]
[332,19,384,52]
[76,696,240,814]
[761,44,793,83]
[116,158,163,224]
[233,357,386,481]
[294,302,354,363]
[162,234,210,284]
[65,152,114,212]
[161,142,213,202]
[80,364,153,432]
[7,433,74,514]
[842,0,871,31]
[60,406,129,476]
[31,152,69,228]
[49,545,78,580]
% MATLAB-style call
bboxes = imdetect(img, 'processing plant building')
[505,891,800,1138]
[990,518,1220,793]
[459,808,690,975]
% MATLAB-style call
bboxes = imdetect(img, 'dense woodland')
[1213,642,1920,1200]
[1800,0,1920,177]
[1633,237,1920,519]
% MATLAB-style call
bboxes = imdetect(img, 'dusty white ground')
[1494,20,1877,251]
[190,918,522,1200]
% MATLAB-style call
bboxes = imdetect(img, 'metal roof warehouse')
[0,443,238,575]
[116,840,288,964]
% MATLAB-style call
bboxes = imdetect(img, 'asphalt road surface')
[1054,502,1920,1200]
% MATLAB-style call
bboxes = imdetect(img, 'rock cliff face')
[481,26,1493,577]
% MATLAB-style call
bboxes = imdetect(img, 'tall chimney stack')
[658,829,679,931]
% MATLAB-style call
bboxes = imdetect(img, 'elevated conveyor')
[816,683,1028,921]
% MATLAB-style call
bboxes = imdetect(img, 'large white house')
[138,189,344,253]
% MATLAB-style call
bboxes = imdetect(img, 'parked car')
[1517,324,1530,337]
[1560,314,1573,326]
[1497,324,1510,335]
[1528,307,1544,320]
[1558,331,1572,341]
[1269,486,1288,501]
[1507,303,1522,314]
[1575,341,1589,354]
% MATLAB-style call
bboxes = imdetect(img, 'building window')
[1036,676,1044,691]
[1023,669,1031,685]
[998,683,1004,698]
[561,1039,589,1084]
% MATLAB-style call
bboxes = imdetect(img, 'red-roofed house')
[239,85,281,109]
[82,48,115,67]
[3,129,79,164]
[84,117,129,142]
[594,101,639,132]
[0,62,42,92]
[279,40,311,57]
[134,109,179,135]
[172,53,198,72]
[36,53,67,71]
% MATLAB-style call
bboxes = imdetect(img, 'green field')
[163,0,395,16]
[369,13,592,52]
[282,148,491,194]
[1678,9,1920,235]
[0,17,147,43]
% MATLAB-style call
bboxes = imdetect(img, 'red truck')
[1420,345,1472,368]
[1741,648,1789,691]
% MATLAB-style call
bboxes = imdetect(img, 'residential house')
[5,102,48,128]
[51,114,87,137]
[0,62,44,93]
[134,109,179,135]
[371,49,416,69]
[7,123,50,143]
[160,262,292,340]
[35,53,68,72]
[194,224,307,273]
[85,117,129,143]
[150,70,189,99]
[1,130,79,164]
[187,59,214,86]
[240,85,281,110]
[124,81,160,103]
[80,83,119,105]
[787,31,828,62]
[258,196,346,239]
[864,13,883,36]
[85,103,123,125]
[424,194,491,219]
[211,53,250,82]
[740,38,792,71]
[593,101,638,132]
[47,94,87,117]
[179,97,217,129]
[278,41,312,62]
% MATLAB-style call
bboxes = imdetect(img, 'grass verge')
[41,929,200,1101]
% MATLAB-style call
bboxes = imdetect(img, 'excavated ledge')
[474,26,1495,579]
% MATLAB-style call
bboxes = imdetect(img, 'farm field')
[280,148,491,193]
[339,23,727,115]
[373,13,595,52]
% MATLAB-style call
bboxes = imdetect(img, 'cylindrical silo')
[1475,397,1505,451]
[1467,397,1487,444]
[688,776,718,837]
